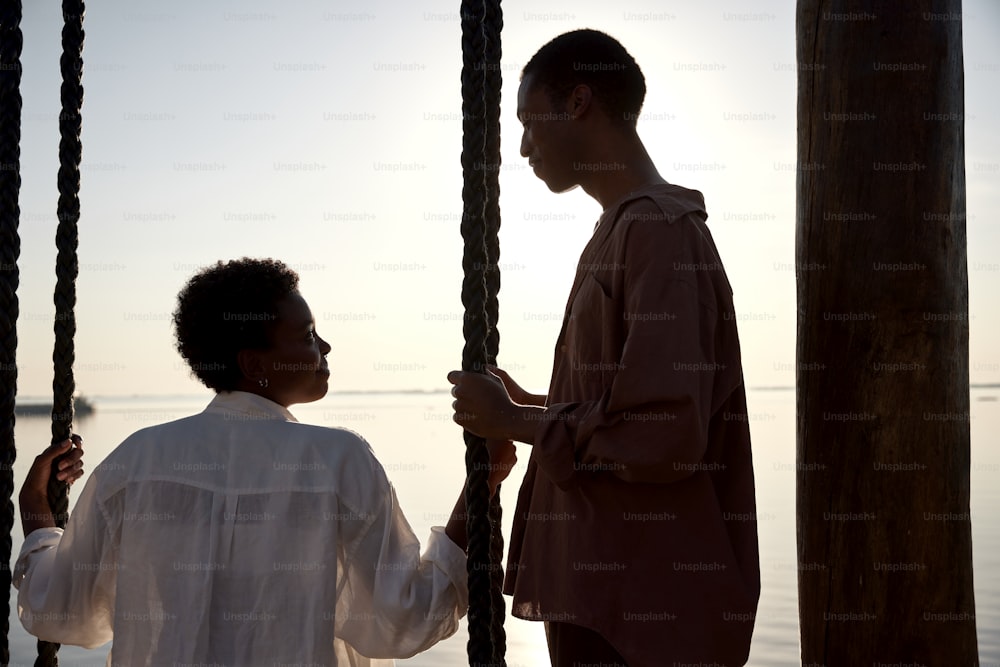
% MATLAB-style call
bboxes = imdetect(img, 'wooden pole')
[795,2,979,664]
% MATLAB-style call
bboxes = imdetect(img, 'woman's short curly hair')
[173,258,300,392]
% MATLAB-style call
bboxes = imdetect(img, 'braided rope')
[481,0,505,664]
[486,496,506,667]
[482,0,501,365]
[460,0,498,664]
[49,0,84,523]
[38,2,85,664]
[0,2,24,663]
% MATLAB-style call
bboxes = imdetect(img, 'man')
[448,30,760,666]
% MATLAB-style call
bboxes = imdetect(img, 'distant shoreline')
[13,384,999,403]
[15,388,454,403]
[753,383,1000,392]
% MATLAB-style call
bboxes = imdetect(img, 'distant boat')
[14,395,96,418]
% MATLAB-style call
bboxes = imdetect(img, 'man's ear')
[236,348,267,384]
[567,84,594,119]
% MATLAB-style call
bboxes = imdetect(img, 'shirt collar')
[205,391,299,423]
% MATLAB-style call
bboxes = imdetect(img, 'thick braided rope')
[49,0,84,519]
[38,2,85,665]
[482,1,501,363]
[485,497,505,666]
[481,0,506,664]
[0,2,24,664]
[460,0,496,663]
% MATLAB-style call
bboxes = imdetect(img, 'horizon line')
[14,383,1000,403]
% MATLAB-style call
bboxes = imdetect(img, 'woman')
[16,257,515,666]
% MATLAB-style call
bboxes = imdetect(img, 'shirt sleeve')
[533,208,744,487]
[13,474,116,648]
[334,464,468,659]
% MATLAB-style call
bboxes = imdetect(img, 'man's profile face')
[516,73,580,194]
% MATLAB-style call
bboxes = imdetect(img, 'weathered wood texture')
[795,2,978,664]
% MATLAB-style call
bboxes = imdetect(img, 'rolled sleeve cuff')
[533,402,581,490]
[13,527,63,589]
[427,526,469,616]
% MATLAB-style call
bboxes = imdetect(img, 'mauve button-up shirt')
[504,183,761,666]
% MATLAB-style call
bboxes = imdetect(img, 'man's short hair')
[522,29,646,127]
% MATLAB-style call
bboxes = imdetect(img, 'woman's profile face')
[251,291,331,407]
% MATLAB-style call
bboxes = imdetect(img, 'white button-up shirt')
[14,391,468,666]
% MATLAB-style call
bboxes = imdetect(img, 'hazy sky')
[10,0,1000,398]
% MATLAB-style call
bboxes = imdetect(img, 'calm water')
[6,388,999,666]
